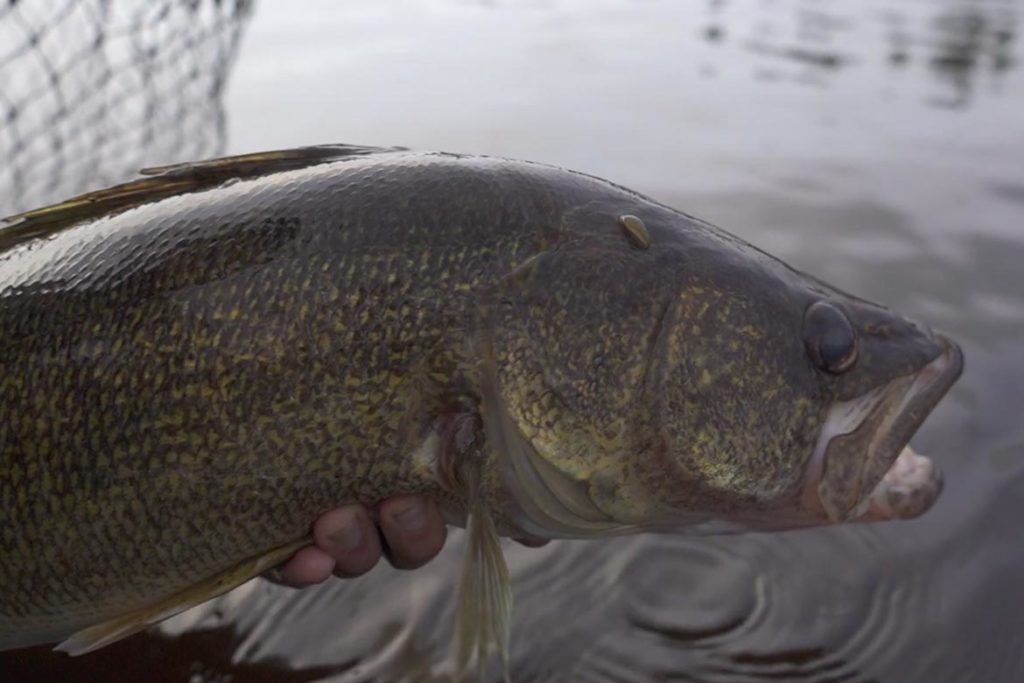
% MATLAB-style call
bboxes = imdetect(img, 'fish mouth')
[802,335,964,523]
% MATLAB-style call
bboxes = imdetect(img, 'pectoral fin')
[455,494,513,682]
[55,538,310,656]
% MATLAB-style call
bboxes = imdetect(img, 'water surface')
[2,1,1022,681]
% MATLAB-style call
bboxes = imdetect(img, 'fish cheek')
[647,290,823,511]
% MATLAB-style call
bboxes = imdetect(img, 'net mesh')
[0,0,252,217]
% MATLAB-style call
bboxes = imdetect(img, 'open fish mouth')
[803,335,964,523]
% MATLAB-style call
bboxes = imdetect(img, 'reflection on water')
[929,4,1018,107]
[702,0,1018,106]
[1,0,1022,681]
[0,624,354,682]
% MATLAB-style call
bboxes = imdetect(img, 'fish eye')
[803,301,858,374]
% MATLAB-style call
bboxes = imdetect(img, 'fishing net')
[0,0,252,217]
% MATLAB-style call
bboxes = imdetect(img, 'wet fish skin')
[0,150,564,648]
[0,145,960,656]
[483,202,954,531]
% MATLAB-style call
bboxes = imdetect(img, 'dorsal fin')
[0,143,403,252]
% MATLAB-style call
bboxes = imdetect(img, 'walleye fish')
[0,145,962,676]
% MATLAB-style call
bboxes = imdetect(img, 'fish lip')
[805,335,963,522]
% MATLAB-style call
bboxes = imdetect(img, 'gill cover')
[482,228,679,531]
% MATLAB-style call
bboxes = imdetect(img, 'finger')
[312,505,383,578]
[274,545,337,587]
[378,495,447,570]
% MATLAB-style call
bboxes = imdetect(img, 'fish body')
[0,146,962,664]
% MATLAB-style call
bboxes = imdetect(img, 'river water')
[2,0,1022,681]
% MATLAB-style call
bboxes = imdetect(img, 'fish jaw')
[801,335,963,523]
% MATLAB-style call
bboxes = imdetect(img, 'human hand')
[268,495,551,587]
[271,495,449,586]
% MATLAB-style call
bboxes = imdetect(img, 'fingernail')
[391,499,427,533]
[329,512,364,551]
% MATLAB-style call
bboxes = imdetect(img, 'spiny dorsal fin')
[0,143,403,252]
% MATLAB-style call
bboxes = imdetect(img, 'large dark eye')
[803,301,858,374]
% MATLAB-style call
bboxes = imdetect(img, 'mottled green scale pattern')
[0,151,600,648]
[0,146,955,650]
[483,193,950,526]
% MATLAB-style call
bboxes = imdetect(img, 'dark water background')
[2,0,1023,681]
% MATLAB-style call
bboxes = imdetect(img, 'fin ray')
[0,143,403,251]
[455,468,513,682]
[55,537,309,656]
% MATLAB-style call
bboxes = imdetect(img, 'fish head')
[480,203,962,537]
[789,295,962,526]
[646,263,963,531]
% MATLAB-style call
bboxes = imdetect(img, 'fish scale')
[0,146,961,678]
[0,148,581,651]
